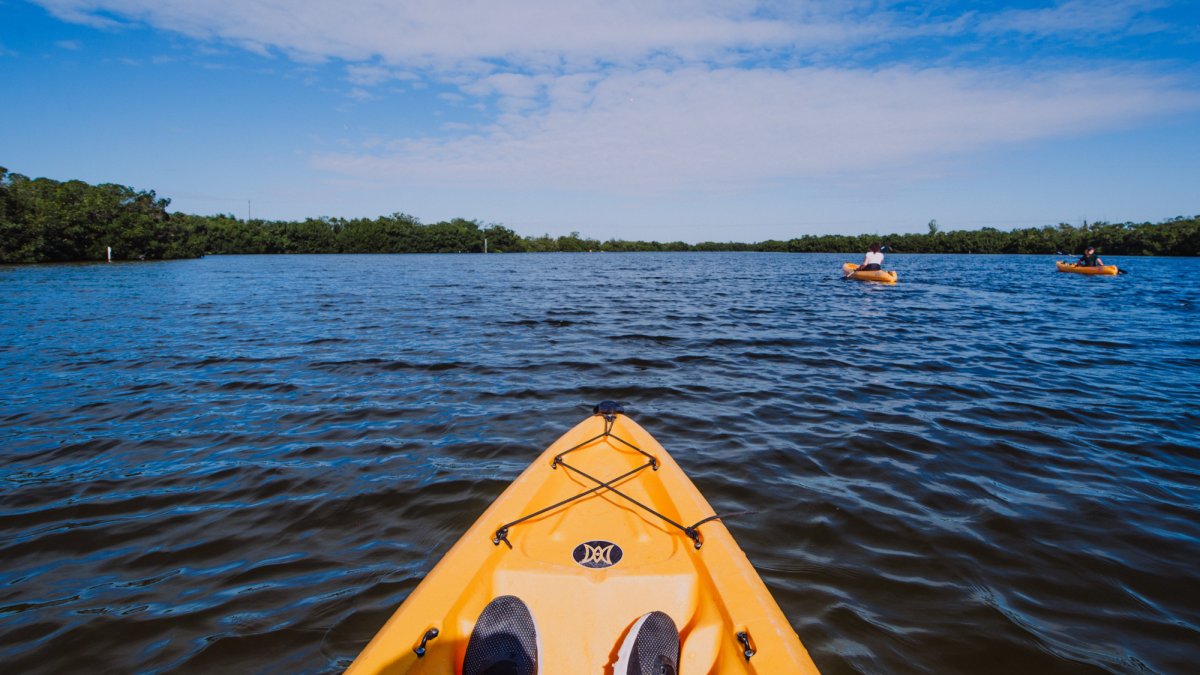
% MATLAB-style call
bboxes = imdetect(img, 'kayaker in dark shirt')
[1077,246,1103,267]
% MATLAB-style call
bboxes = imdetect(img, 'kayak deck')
[346,409,820,674]
[842,262,897,284]
[1056,261,1118,275]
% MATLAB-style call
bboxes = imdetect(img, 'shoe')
[462,595,540,675]
[614,611,680,675]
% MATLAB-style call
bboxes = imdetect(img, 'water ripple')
[1,253,1198,673]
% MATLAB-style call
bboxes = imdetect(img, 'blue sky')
[2,0,1198,241]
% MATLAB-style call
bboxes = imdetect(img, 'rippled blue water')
[1,253,1198,674]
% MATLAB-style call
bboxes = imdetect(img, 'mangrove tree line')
[2,167,1197,263]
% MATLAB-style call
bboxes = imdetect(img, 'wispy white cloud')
[55,39,83,50]
[22,4,1109,70]
[342,65,420,105]
[32,0,800,70]
[30,2,1188,92]
[345,64,397,87]
[314,65,1200,191]
[979,0,1169,37]
[38,2,124,29]
[32,1,1176,70]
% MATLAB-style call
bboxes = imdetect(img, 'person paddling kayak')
[1076,245,1103,267]
[859,243,885,271]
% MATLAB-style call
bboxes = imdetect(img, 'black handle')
[413,627,439,657]
[736,631,756,661]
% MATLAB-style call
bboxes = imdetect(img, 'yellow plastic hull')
[842,263,897,284]
[346,412,820,674]
[1056,261,1118,275]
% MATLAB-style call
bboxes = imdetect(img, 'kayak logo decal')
[573,540,623,568]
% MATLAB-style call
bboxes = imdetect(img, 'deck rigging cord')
[492,402,723,550]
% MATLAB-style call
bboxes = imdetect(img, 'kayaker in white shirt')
[859,243,884,271]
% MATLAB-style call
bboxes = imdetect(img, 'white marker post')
[107,246,112,262]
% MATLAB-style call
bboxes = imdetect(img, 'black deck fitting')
[593,401,625,416]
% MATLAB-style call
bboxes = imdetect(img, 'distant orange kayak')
[842,262,897,284]
[346,404,821,674]
[1056,261,1119,276]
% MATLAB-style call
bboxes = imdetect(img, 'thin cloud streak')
[979,0,1171,37]
[34,0,1174,72]
[33,0,797,69]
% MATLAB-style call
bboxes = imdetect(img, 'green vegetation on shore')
[1,168,203,263]
[2,167,1197,263]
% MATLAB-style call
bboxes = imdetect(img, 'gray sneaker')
[615,611,680,675]
[462,596,540,675]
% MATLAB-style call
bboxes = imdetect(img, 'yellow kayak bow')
[346,404,821,674]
